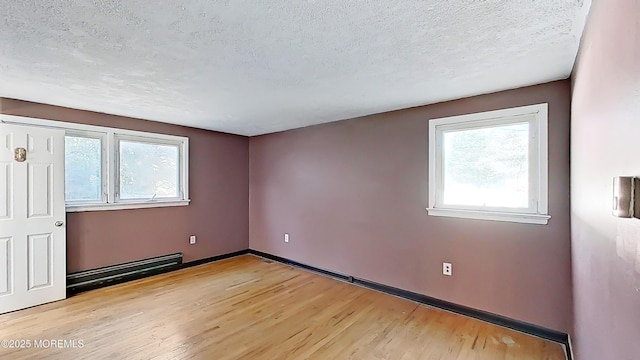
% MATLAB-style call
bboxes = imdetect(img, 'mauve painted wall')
[571,0,640,358]
[0,98,249,273]
[249,81,572,332]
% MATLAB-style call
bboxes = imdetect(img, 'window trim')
[427,104,550,225]
[64,130,109,205]
[114,134,186,203]
[0,114,190,212]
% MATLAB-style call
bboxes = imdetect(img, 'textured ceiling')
[0,0,590,136]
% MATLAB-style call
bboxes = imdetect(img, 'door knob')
[55,221,64,227]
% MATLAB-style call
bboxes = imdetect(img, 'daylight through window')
[428,104,549,224]
[117,138,181,201]
[65,132,105,203]
[5,117,190,211]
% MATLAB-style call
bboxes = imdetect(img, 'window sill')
[426,208,550,225]
[67,200,191,212]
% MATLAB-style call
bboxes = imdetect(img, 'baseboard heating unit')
[66,253,183,294]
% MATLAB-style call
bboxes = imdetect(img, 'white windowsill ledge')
[426,208,550,225]
[67,200,191,212]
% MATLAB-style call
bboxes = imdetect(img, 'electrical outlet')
[443,262,452,276]
[284,233,289,243]
[190,235,196,245]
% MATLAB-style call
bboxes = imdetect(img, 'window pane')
[442,122,529,208]
[119,140,179,200]
[65,135,102,202]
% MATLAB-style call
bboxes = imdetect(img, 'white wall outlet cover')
[443,262,452,276]
[284,233,289,243]
[190,235,196,244]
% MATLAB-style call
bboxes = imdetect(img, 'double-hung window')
[2,115,189,211]
[427,104,550,224]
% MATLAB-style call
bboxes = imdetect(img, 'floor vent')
[67,253,183,294]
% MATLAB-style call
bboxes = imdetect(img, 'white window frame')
[114,134,186,203]
[427,104,550,225]
[0,114,190,212]
[64,129,108,205]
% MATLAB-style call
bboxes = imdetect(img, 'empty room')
[0,0,638,359]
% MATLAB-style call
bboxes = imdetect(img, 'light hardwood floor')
[0,255,565,359]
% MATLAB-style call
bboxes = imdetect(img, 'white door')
[0,123,66,314]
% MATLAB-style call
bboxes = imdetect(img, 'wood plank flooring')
[0,255,566,359]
